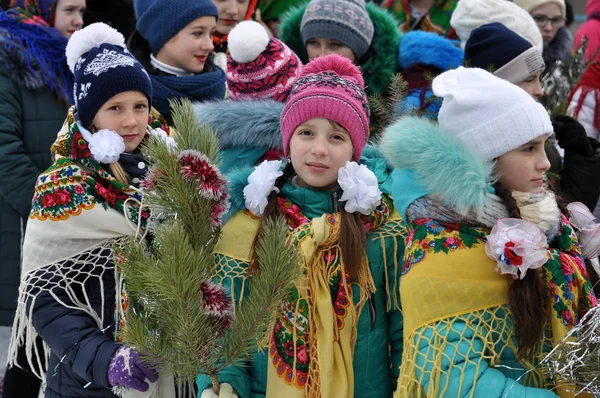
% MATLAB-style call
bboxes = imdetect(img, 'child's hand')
[108,346,158,392]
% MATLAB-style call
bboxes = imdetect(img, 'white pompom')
[228,21,270,63]
[66,23,126,73]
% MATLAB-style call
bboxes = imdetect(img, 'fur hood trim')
[193,99,284,150]
[379,116,493,215]
[279,3,402,95]
[224,165,254,222]
[398,31,464,71]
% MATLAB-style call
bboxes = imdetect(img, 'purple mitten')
[108,346,158,392]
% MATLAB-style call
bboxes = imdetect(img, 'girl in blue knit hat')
[128,0,226,126]
[7,22,176,398]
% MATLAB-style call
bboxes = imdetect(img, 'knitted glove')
[200,383,238,398]
[108,346,158,392]
[553,115,593,157]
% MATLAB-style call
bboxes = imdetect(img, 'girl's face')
[289,118,354,189]
[531,3,564,43]
[92,91,149,153]
[53,0,86,38]
[495,135,551,193]
[155,16,216,73]
[518,71,544,101]
[212,0,250,35]
[306,38,357,63]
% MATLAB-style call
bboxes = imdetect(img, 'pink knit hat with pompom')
[227,21,303,102]
[280,54,370,161]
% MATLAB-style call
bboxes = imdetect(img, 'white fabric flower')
[149,127,177,151]
[337,161,381,215]
[484,218,549,279]
[567,202,600,259]
[87,129,125,164]
[243,160,283,216]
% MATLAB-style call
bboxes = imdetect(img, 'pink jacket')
[574,0,600,61]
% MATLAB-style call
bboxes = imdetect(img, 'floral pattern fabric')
[8,0,57,26]
[31,107,151,225]
[268,196,392,390]
[402,218,487,274]
[403,214,598,330]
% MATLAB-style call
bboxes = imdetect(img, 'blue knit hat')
[66,23,152,128]
[465,23,545,85]
[134,0,219,54]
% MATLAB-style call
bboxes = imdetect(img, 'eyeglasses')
[532,15,564,27]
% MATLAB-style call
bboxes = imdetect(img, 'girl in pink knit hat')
[197,54,405,398]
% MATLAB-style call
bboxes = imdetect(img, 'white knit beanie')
[451,0,543,50]
[432,67,553,161]
[513,0,566,18]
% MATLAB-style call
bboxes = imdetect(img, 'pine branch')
[368,73,409,139]
[218,216,299,368]
[119,99,298,392]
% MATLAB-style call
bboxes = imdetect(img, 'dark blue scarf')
[150,68,226,119]
[0,11,73,104]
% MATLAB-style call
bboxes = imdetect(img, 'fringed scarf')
[568,61,600,131]
[265,196,391,398]
[397,191,598,397]
[0,0,73,103]
[8,107,150,381]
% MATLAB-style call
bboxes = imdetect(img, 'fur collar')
[0,28,46,90]
[193,99,284,150]
[543,26,573,74]
[278,3,402,95]
[407,195,508,228]
[380,116,492,216]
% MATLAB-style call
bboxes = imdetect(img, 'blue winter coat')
[30,247,119,398]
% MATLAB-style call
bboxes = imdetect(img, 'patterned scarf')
[266,196,391,398]
[0,0,73,103]
[8,107,153,382]
[150,68,226,119]
[381,0,458,38]
[398,194,597,397]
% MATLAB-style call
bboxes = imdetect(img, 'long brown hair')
[494,182,548,360]
[248,162,368,278]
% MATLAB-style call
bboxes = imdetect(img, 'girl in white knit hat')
[380,67,600,397]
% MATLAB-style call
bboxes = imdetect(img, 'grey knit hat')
[300,0,374,59]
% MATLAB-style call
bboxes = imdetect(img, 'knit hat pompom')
[66,23,125,73]
[228,21,270,63]
[301,53,365,87]
[280,54,370,161]
[227,22,303,102]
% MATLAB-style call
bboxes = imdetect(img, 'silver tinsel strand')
[540,304,600,395]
